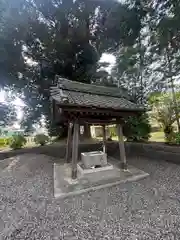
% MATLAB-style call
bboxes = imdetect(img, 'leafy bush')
[164,131,180,145]
[34,134,49,146]
[9,135,27,150]
[123,114,151,142]
[0,138,5,147]
[6,137,12,146]
[0,138,11,147]
[175,133,180,145]
[109,126,117,137]
[167,132,180,145]
[164,125,175,144]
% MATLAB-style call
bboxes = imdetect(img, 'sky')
[100,53,116,73]
[0,90,24,126]
[0,91,24,106]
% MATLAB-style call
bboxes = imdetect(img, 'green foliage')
[9,135,27,150]
[149,92,180,136]
[0,137,11,147]
[0,138,6,147]
[163,131,180,145]
[123,114,151,142]
[34,134,49,146]
[174,133,180,145]
[165,132,180,145]
[109,126,117,137]
[0,102,16,127]
[112,17,159,105]
[149,1,180,133]
[2,0,180,139]
[0,0,146,133]
[164,125,175,144]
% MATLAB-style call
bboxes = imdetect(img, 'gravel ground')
[0,154,180,239]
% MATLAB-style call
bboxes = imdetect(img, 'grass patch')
[150,131,164,142]
[112,136,118,141]
[96,132,165,143]
[112,133,165,142]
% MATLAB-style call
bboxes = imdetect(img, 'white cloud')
[0,90,5,102]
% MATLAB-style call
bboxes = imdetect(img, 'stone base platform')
[54,158,149,199]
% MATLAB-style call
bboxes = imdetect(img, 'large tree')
[0,0,147,135]
[112,0,155,104]
[112,31,157,104]
[149,92,180,141]
[148,0,180,132]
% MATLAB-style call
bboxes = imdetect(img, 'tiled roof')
[50,78,144,112]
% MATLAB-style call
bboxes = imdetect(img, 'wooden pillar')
[102,125,106,153]
[72,120,79,179]
[117,124,127,170]
[65,122,73,163]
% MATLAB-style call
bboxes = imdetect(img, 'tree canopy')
[148,92,180,130]
[1,0,180,136]
[0,0,147,133]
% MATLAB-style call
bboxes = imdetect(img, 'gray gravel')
[0,154,180,239]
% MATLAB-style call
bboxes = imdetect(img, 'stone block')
[81,151,107,169]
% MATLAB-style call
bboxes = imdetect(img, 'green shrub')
[123,114,151,142]
[9,135,27,150]
[0,137,12,147]
[165,133,175,144]
[163,125,174,141]
[174,132,180,145]
[109,126,117,137]
[164,133,174,144]
[163,131,180,145]
[162,125,176,144]
[34,134,49,146]
[6,137,12,145]
[0,138,7,147]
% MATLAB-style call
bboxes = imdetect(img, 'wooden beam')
[117,124,127,170]
[65,122,73,163]
[72,120,79,179]
[63,107,135,116]
[102,125,106,153]
[81,119,123,125]
[57,105,143,116]
[62,113,125,125]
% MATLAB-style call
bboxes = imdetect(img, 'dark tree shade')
[0,0,146,134]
